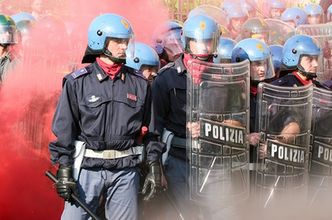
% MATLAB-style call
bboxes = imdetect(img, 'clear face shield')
[0,25,17,44]
[107,36,135,60]
[185,31,219,59]
[162,29,184,61]
[250,57,275,82]
[230,17,247,32]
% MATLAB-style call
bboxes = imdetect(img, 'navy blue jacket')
[152,56,187,138]
[49,62,163,169]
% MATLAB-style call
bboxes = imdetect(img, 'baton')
[45,171,101,220]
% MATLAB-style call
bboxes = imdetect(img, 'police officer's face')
[107,38,129,58]
[307,15,321,24]
[189,39,213,55]
[141,65,158,82]
[300,55,319,73]
[250,61,267,81]
[270,8,283,19]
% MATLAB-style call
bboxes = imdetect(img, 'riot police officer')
[152,14,220,219]
[267,0,286,19]
[213,37,236,64]
[280,7,308,28]
[222,3,248,39]
[272,34,321,87]
[126,42,160,83]
[237,17,270,43]
[49,13,163,220]
[152,21,183,68]
[304,4,324,24]
[231,38,275,162]
[0,14,18,83]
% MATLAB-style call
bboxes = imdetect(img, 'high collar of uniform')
[96,57,123,79]
[292,71,312,86]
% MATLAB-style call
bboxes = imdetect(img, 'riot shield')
[187,59,250,208]
[188,4,229,27]
[264,19,295,45]
[295,23,332,82]
[255,83,313,208]
[308,87,332,212]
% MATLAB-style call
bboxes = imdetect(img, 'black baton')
[45,171,101,220]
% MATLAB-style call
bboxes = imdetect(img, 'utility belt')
[73,140,144,180]
[84,146,144,159]
[161,129,187,164]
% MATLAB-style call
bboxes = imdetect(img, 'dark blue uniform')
[49,62,163,169]
[152,56,187,160]
[272,73,306,87]
[152,55,196,219]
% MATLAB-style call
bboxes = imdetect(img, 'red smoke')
[0,1,169,219]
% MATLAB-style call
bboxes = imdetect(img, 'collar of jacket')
[174,54,187,75]
[94,62,126,82]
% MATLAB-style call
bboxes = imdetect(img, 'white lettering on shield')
[204,122,244,144]
[271,143,305,163]
[318,145,332,162]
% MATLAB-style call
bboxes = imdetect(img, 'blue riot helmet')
[282,34,321,79]
[183,14,220,60]
[231,38,275,82]
[327,4,332,22]
[152,20,183,62]
[82,13,134,63]
[304,4,324,24]
[238,17,270,43]
[280,7,308,28]
[126,42,160,74]
[213,37,236,63]
[269,44,283,77]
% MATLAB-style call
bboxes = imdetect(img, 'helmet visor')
[162,31,183,61]
[0,25,17,44]
[250,57,275,81]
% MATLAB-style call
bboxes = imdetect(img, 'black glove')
[55,165,77,201]
[142,161,162,201]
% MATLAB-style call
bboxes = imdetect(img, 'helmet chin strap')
[297,64,317,80]
[103,48,126,64]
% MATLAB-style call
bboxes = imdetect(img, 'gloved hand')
[142,161,162,201]
[55,165,77,201]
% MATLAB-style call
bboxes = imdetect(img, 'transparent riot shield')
[187,59,250,207]
[255,83,313,208]
[264,19,295,45]
[308,87,332,212]
[296,23,332,82]
[188,4,229,27]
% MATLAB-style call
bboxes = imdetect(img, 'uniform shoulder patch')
[70,67,89,79]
